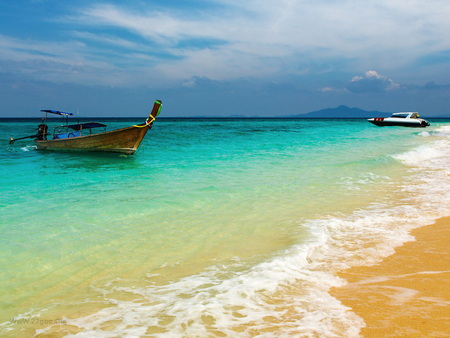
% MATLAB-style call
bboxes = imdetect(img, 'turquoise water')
[2,118,450,337]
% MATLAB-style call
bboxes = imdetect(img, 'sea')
[1,117,450,337]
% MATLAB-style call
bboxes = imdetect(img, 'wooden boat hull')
[35,124,149,155]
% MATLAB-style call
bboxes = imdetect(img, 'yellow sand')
[331,217,450,337]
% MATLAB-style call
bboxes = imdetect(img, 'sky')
[1,0,450,117]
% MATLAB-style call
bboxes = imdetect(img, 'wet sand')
[331,217,450,337]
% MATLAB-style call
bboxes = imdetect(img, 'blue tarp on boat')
[41,110,73,116]
[53,131,81,139]
[67,123,107,130]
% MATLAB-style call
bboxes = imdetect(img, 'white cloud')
[347,70,400,93]
[319,87,333,92]
[351,71,384,82]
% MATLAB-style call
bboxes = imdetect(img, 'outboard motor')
[36,119,48,140]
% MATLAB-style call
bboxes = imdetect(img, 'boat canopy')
[41,110,73,116]
[67,122,107,130]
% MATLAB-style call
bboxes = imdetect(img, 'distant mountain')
[289,105,392,118]
[167,105,449,118]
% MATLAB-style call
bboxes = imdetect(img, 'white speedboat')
[368,112,430,127]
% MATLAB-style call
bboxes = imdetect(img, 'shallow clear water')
[1,118,450,337]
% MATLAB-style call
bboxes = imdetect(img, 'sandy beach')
[331,217,450,337]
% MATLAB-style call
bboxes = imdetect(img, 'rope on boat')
[133,101,162,128]
[133,115,155,128]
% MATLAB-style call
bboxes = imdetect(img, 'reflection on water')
[38,151,140,173]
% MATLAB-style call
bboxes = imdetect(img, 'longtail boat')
[10,100,162,155]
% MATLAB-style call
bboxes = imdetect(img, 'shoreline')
[331,217,450,337]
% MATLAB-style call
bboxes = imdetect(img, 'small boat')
[10,100,162,155]
[368,112,430,128]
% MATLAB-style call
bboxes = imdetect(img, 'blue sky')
[1,0,450,117]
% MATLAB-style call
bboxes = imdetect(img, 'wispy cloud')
[2,0,450,87]
[71,1,450,80]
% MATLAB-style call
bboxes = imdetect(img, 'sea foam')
[38,169,449,337]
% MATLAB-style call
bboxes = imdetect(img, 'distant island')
[185,106,393,119]
[287,105,450,118]
[167,105,449,118]
[286,105,392,118]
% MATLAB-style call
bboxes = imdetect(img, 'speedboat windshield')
[390,113,410,118]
